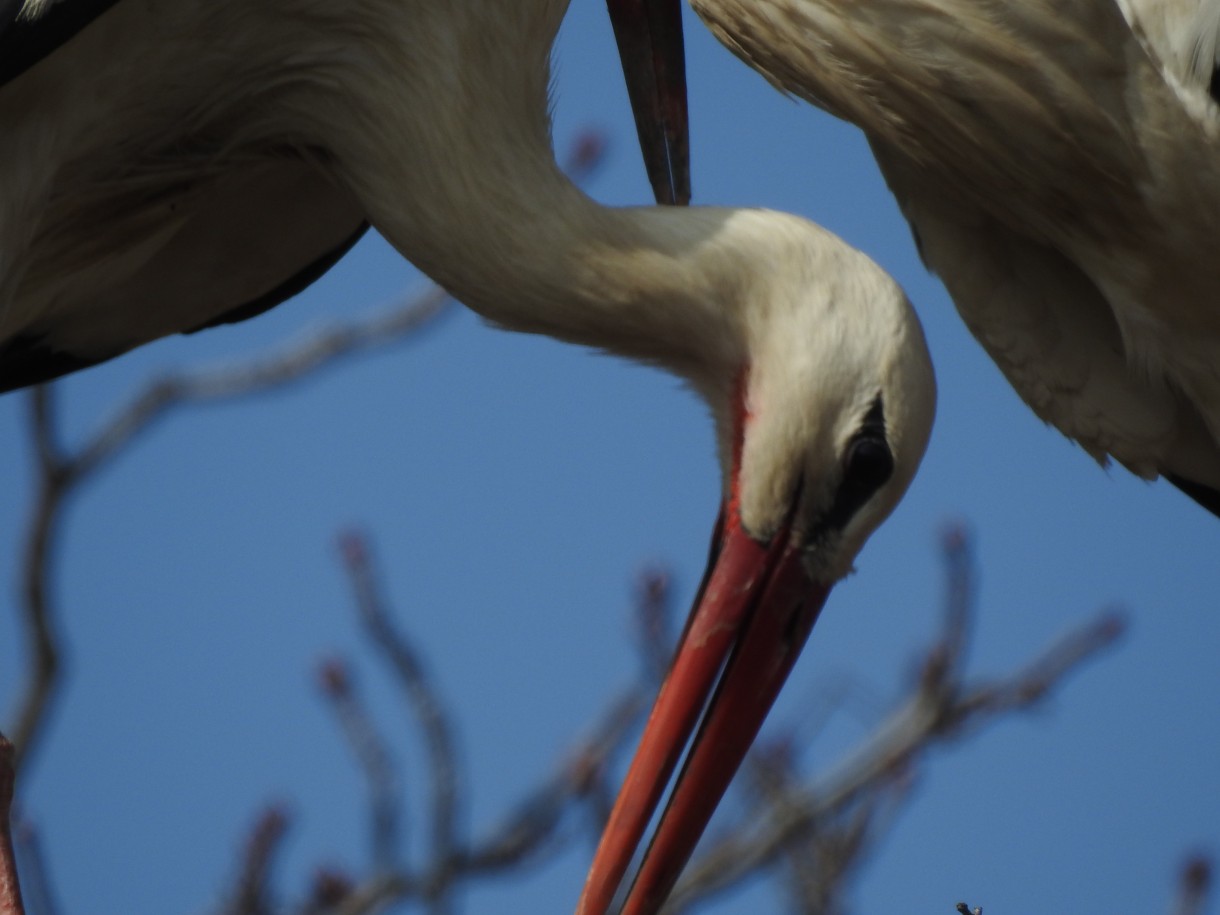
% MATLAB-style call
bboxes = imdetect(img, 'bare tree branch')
[313,559,649,915]
[633,567,675,684]
[9,390,71,779]
[73,285,452,485]
[335,530,461,914]
[465,689,646,875]
[216,806,291,915]
[661,530,1125,914]
[929,521,975,691]
[317,659,401,875]
[298,866,358,915]
[314,687,645,915]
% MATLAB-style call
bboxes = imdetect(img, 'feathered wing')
[875,147,1220,496]
[694,0,1220,514]
[0,0,368,392]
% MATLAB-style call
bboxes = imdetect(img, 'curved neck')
[289,0,747,376]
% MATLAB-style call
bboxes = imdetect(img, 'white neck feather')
[273,0,769,382]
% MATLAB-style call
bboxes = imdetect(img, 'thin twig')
[930,520,975,691]
[336,531,461,913]
[71,286,453,483]
[744,736,825,913]
[317,659,401,874]
[217,806,290,915]
[945,609,1126,728]
[10,389,71,780]
[298,866,357,915]
[323,685,646,915]
[633,567,674,684]
[465,690,646,873]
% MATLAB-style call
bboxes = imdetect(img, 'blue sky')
[2,3,1217,913]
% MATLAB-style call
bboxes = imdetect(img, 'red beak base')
[576,507,830,915]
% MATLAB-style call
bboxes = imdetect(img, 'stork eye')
[816,433,894,533]
[844,436,894,492]
[813,396,893,533]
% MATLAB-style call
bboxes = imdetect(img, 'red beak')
[605,0,690,205]
[576,501,830,914]
[593,11,826,910]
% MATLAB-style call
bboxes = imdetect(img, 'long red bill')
[605,0,690,206]
[576,506,829,915]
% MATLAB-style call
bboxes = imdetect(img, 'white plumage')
[693,0,1220,513]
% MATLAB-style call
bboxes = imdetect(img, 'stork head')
[577,210,936,915]
[714,212,936,580]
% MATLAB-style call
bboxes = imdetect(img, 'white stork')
[0,1,935,913]
[652,0,1220,518]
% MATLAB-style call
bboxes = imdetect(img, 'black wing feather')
[0,223,370,393]
[0,334,102,391]
[1168,474,1220,520]
[0,0,123,86]
[186,222,368,333]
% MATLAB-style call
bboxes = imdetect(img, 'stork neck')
[297,6,748,379]
[339,140,746,377]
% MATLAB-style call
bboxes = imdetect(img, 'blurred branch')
[1172,854,1212,915]
[300,867,358,915]
[661,529,1125,914]
[326,529,648,915]
[319,685,648,915]
[463,689,645,874]
[335,532,460,914]
[317,659,401,875]
[71,286,452,482]
[632,567,674,685]
[9,390,71,778]
[217,807,291,915]
[932,522,975,689]
[312,529,649,915]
